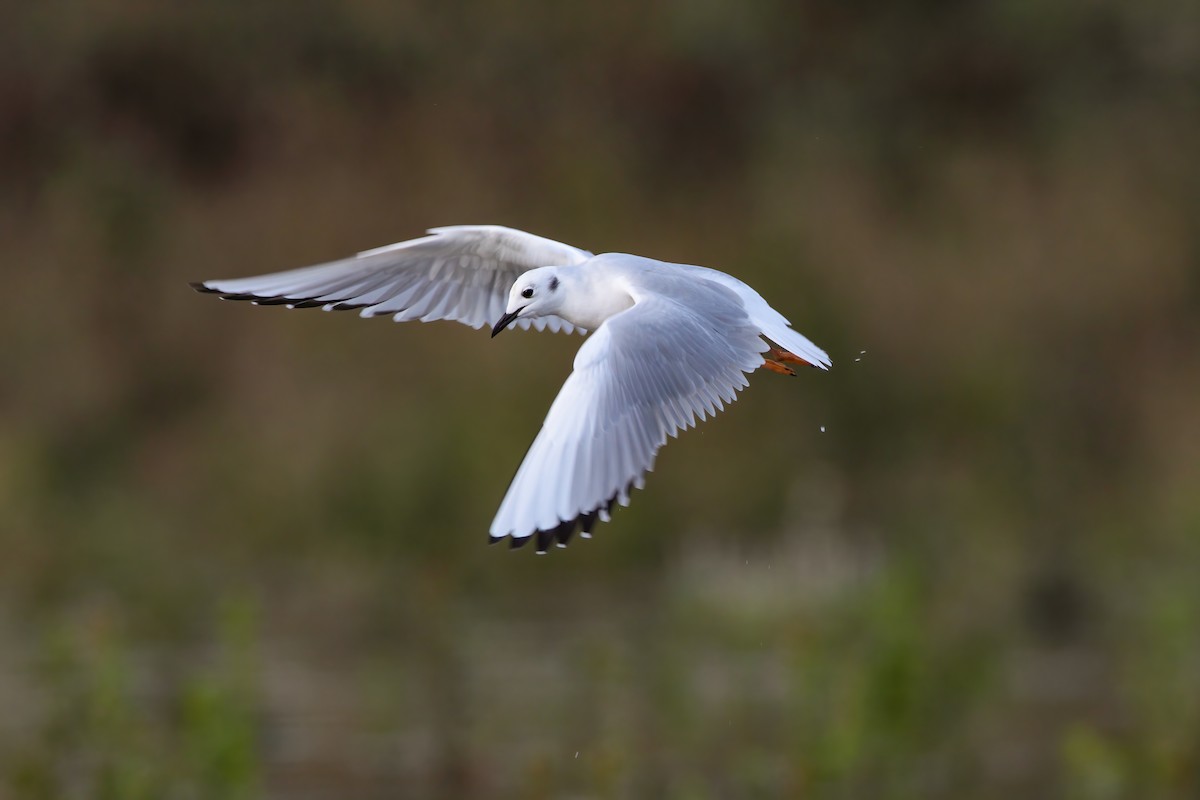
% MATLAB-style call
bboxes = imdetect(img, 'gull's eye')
[521,287,534,299]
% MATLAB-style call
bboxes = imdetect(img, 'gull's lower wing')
[191,225,591,334]
[489,279,768,553]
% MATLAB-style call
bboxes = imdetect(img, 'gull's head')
[492,267,565,337]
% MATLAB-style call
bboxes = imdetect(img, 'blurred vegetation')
[1,0,1198,797]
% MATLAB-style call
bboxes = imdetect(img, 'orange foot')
[760,346,814,376]
[767,346,812,367]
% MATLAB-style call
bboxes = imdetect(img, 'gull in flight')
[192,225,830,553]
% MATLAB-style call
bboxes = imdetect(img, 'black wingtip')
[554,521,574,548]
[189,283,330,308]
[490,485,641,555]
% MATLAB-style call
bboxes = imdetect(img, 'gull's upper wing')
[191,225,592,334]
[489,275,769,552]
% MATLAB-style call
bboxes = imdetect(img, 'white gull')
[192,225,830,553]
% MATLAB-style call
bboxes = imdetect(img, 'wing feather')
[191,225,591,334]
[489,287,768,552]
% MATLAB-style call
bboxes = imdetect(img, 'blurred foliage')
[4,599,259,800]
[1,0,1198,797]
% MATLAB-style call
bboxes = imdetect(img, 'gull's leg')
[761,359,796,376]
[767,346,813,368]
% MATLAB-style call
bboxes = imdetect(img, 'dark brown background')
[1,1,1197,797]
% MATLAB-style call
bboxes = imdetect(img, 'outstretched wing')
[489,277,768,552]
[191,225,592,334]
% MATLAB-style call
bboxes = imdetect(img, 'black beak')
[491,307,525,338]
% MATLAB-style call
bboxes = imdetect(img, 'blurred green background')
[2,1,1198,798]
